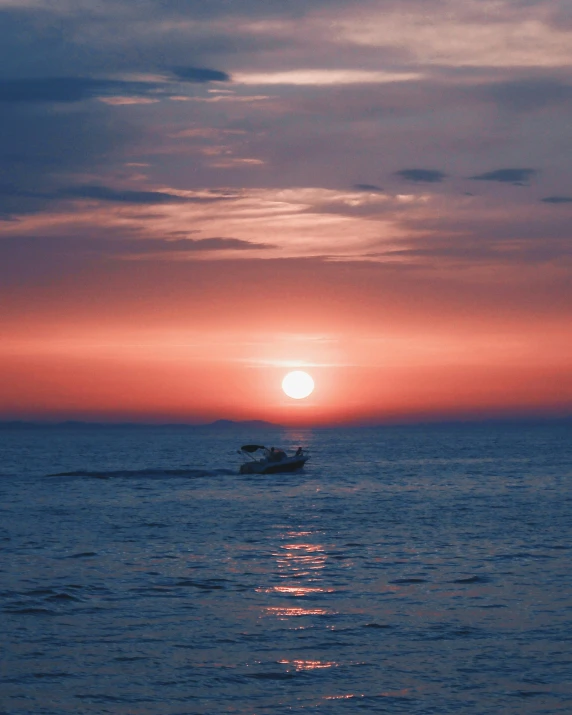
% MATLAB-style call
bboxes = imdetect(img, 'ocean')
[1,422,571,714]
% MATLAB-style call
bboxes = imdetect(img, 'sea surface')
[1,422,571,714]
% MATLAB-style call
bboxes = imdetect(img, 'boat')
[238,444,310,475]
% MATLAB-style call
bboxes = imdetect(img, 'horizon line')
[1,414,570,430]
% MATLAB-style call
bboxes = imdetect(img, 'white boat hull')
[239,455,309,475]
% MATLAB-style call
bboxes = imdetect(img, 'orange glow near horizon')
[1,295,571,425]
[1,182,571,427]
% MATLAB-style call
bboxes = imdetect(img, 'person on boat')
[295,447,303,457]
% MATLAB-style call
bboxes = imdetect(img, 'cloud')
[395,169,447,183]
[233,70,422,85]
[99,96,160,106]
[173,237,273,251]
[0,186,397,261]
[0,178,237,216]
[170,67,231,83]
[470,169,537,185]
[336,1,572,68]
[114,236,276,256]
[541,196,572,204]
[353,184,383,192]
[2,185,572,284]
[0,183,235,210]
[0,234,275,266]
[0,77,155,103]
[0,67,230,104]
[58,185,232,204]
[186,93,272,103]
[0,1,571,271]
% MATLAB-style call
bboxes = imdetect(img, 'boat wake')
[47,467,235,479]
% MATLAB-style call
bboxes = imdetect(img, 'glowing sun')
[282,370,315,399]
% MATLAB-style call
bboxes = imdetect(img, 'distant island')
[0,415,570,431]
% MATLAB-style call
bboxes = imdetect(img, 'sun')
[282,370,315,400]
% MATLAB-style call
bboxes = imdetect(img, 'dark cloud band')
[541,196,572,204]
[353,184,384,192]
[394,169,447,183]
[0,69,229,104]
[58,185,233,205]
[470,169,537,185]
[170,67,230,83]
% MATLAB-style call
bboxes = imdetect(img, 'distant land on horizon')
[0,415,570,431]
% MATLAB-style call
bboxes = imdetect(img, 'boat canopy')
[240,444,266,453]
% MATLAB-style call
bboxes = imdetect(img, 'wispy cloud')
[470,169,537,185]
[234,69,423,85]
[187,94,272,103]
[170,67,230,83]
[335,1,572,68]
[353,184,383,193]
[0,77,138,103]
[0,68,230,104]
[99,96,160,105]
[58,185,233,204]
[395,169,447,183]
[541,195,572,204]
[5,185,571,271]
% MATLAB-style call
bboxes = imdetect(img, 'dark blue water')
[1,423,571,714]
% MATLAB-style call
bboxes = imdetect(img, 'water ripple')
[1,423,571,714]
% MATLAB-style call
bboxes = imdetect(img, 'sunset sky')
[1,0,571,425]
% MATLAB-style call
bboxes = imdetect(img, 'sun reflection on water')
[264,606,333,617]
[278,659,337,671]
[325,694,360,700]
[260,533,336,618]
[274,542,327,576]
[325,689,411,700]
[256,585,335,596]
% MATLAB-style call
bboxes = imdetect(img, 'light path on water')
[1,422,571,713]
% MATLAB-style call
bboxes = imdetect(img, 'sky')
[1,0,571,425]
